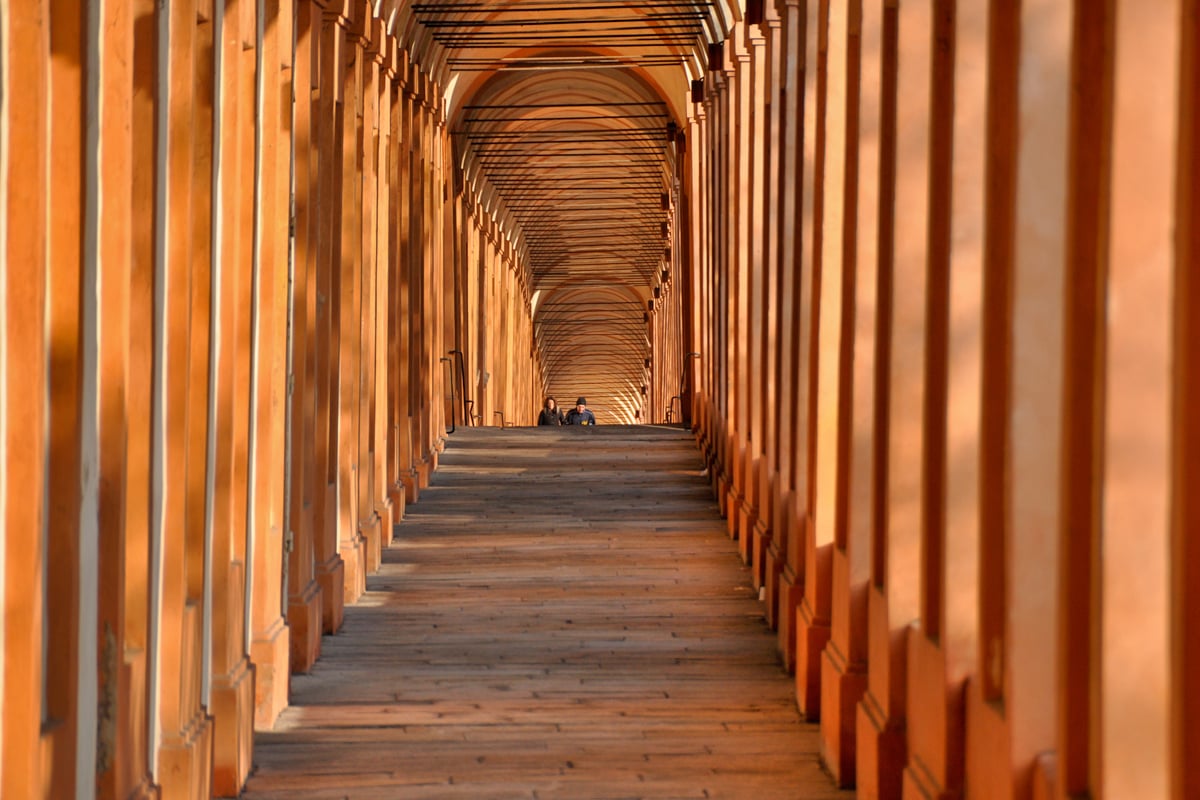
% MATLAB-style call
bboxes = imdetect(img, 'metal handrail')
[439,357,456,434]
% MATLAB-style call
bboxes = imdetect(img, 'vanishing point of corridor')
[242,426,843,799]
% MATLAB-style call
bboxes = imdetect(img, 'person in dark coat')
[564,397,596,426]
[537,396,565,426]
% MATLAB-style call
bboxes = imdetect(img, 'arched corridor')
[3,1,1200,798]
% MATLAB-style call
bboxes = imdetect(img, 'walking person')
[565,397,596,426]
[537,396,565,426]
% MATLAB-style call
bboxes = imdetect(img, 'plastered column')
[208,0,258,793]
[90,1,157,795]
[372,29,396,553]
[336,4,367,607]
[1097,1,1177,795]
[728,27,753,548]
[312,1,347,635]
[903,2,985,797]
[856,0,929,794]
[765,0,804,643]
[154,2,216,796]
[286,0,324,676]
[797,0,850,721]
[777,0,822,674]
[182,1,221,789]
[249,0,295,734]
[393,63,419,505]
[1054,4,1114,795]
[1173,5,1200,798]
[821,0,875,783]
[385,48,410,517]
[753,5,783,604]
[123,2,164,793]
[355,8,383,577]
[964,3,1069,797]
[2,5,51,797]
[740,22,769,568]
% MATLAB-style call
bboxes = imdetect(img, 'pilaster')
[312,2,347,636]
[286,0,324,675]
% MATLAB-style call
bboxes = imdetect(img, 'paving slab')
[242,425,852,800]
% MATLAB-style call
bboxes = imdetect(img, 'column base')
[821,641,868,787]
[157,707,213,800]
[796,596,831,719]
[209,657,253,797]
[751,516,772,590]
[315,553,345,634]
[856,689,907,800]
[777,572,803,672]
[376,496,395,549]
[401,470,419,504]
[341,534,366,606]
[1032,753,1057,800]
[124,775,158,800]
[389,480,407,527]
[287,578,323,673]
[764,545,786,629]
[415,456,433,489]
[966,686,1013,799]
[251,616,291,730]
[903,632,965,799]
[725,487,742,540]
[361,511,382,574]
[904,756,960,800]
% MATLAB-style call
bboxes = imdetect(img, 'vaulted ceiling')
[381,0,740,423]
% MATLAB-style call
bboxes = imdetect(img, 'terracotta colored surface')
[244,426,849,800]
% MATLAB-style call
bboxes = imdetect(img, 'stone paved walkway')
[241,425,849,799]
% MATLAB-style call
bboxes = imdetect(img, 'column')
[753,3,784,606]
[1098,0,1176,795]
[356,7,383,576]
[1173,5,1200,798]
[286,0,324,676]
[856,0,929,793]
[903,0,985,796]
[209,0,256,793]
[964,2,1070,796]
[740,22,769,567]
[312,2,347,635]
[776,0,822,673]
[2,4,50,797]
[797,0,850,719]
[765,0,803,641]
[336,5,366,606]
[820,0,874,783]
[154,1,216,795]
[249,0,295,733]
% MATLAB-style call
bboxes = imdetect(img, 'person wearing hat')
[565,396,596,425]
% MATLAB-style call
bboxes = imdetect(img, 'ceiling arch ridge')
[447,46,689,130]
